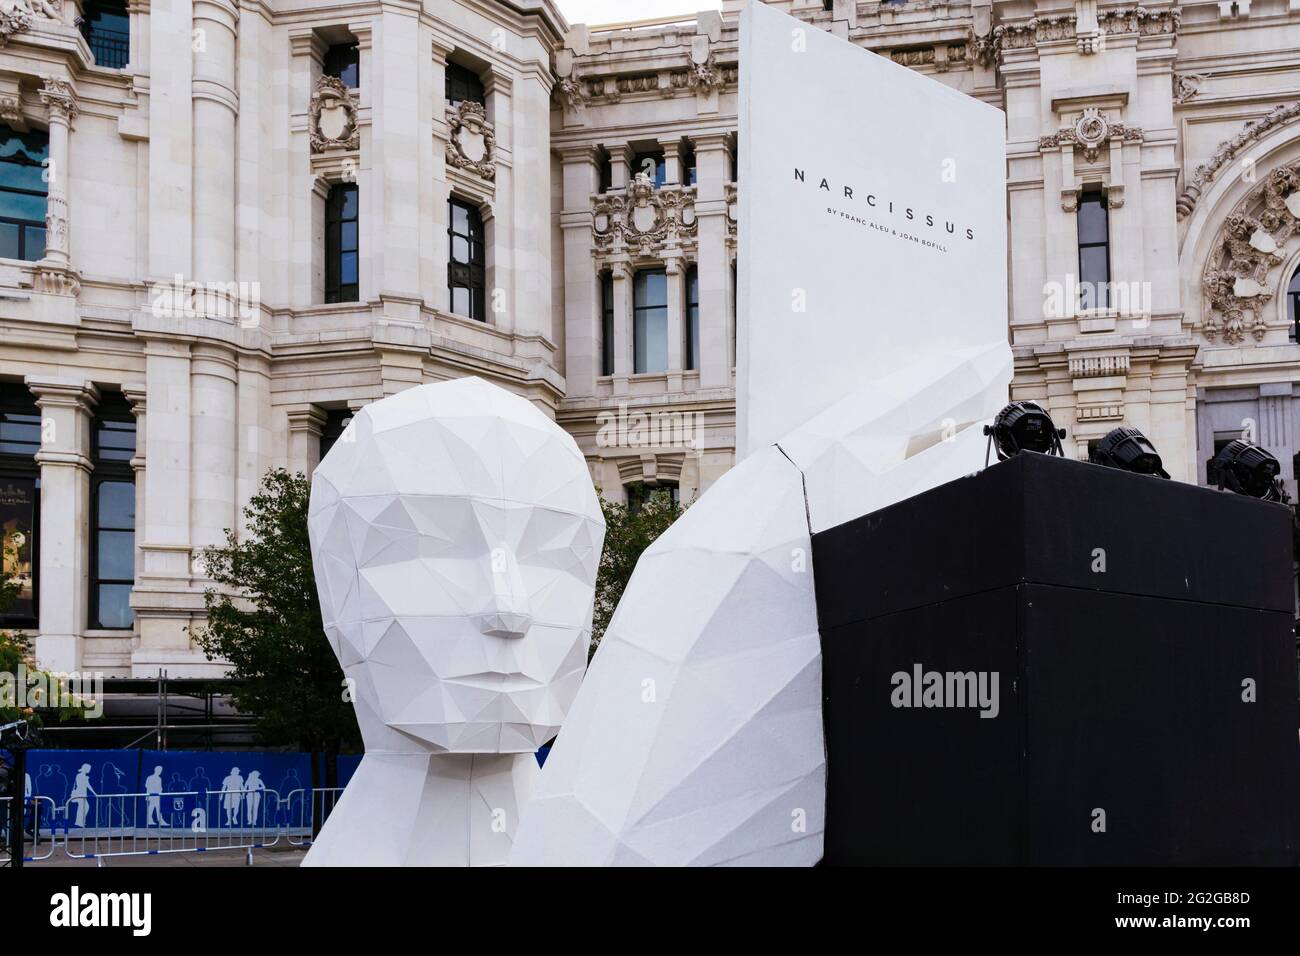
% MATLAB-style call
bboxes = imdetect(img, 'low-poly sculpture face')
[308,378,605,755]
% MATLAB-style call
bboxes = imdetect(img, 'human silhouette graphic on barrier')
[220,767,245,827]
[68,764,95,828]
[145,766,171,827]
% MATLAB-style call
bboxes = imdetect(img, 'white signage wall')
[736,0,1009,457]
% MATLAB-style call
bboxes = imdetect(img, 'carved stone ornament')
[1173,72,1205,105]
[310,75,360,153]
[33,262,80,297]
[1040,109,1143,164]
[38,76,77,124]
[592,173,698,258]
[555,75,588,112]
[975,7,1180,65]
[444,99,496,180]
[1201,162,1300,344]
[687,56,723,92]
[0,2,33,45]
[1177,102,1300,220]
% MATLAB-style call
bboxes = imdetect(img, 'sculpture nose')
[478,546,532,638]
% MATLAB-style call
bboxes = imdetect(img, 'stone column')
[36,77,79,294]
[191,0,238,291]
[560,145,601,398]
[132,338,195,675]
[431,34,453,313]
[609,144,631,190]
[693,133,730,389]
[289,31,325,308]
[661,138,681,186]
[26,376,97,673]
[189,344,238,563]
[610,260,632,396]
[372,9,422,304]
[665,255,685,387]
[286,404,327,477]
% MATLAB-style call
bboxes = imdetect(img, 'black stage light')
[984,401,1066,464]
[1213,439,1289,503]
[1090,426,1170,479]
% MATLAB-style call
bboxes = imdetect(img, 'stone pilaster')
[693,133,730,390]
[191,0,238,291]
[665,255,685,388]
[286,404,327,477]
[35,76,80,297]
[560,145,601,398]
[610,259,632,396]
[26,376,98,673]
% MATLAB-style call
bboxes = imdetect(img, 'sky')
[555,0,726,27]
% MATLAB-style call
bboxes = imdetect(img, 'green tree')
[193,469,359,789]
[591,489,686,658]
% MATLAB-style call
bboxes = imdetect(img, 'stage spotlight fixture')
[1212,439,1289,503]
[984,401,1066,464]
[1090,426,1170,479]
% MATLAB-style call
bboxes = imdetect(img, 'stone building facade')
[1,0,1298,675]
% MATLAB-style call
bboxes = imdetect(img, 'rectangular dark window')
[685,265,700,371]
[319,408,352,463]
[633,269,668,374]
[626,481,679,515]
[324,42,359,88]
[90,393,136,630]
[446,63,485,107]
[0,129,48,262]
[448,197,486,321]
[325,183,359,303]
[1077,190,1110,310]
[0,382,39,629]
[601,272,615,377]
[682,142,698,186]
[80,0,130,70]
[632,151,666,187]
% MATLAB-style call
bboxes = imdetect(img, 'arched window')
[0,129,49,262]
[1287,265,1300,343]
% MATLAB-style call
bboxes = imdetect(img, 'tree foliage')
[591,490,686,657]
[193,469,359,763]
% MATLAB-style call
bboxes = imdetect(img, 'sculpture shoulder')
[512,444,825,867]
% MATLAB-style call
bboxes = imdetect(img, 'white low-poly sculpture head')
[308,377,605,756]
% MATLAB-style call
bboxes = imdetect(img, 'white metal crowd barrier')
[282,787,343,848]
[0,795,59,863]
[2,786,346,865]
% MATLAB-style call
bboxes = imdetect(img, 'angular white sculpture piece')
[511,342,1011,866]
[303,377,604,866]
